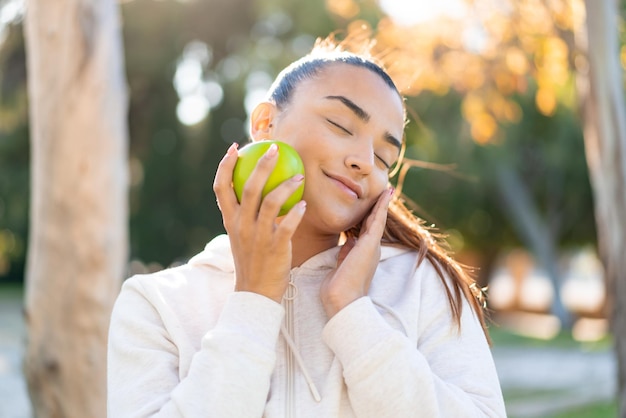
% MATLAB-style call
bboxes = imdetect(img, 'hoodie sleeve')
[321,269,507,418]
[107,277,284,418]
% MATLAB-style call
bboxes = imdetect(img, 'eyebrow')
[325,95,403,151]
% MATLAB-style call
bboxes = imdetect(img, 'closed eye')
[375,154,391,169]
[326,119,352,135]
[326,118,393,170]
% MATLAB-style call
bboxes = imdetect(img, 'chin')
[312,207,366,235]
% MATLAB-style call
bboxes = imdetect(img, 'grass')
[503,387,617,418]
[503,387,571,403]
[0,283,25,311]
[488,323,613,352]
[548,400,618,418]
[488,320,616,418]
[0,282,24,296]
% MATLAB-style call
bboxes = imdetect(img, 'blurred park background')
[0,0,623,417]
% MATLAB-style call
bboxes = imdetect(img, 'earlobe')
[250,102,277,141]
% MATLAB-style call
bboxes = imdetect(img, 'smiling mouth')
[324,172,362,199]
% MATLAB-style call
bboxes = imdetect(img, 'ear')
[250,102,277,141]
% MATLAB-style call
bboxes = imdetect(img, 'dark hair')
[268,37,491,342]
[267,42,402,113]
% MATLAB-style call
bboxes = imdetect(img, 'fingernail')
[388,187,395,196]
[292,174,304,182]
[265,143,278,158]
[227,142,239,156]
[297,200,307,212]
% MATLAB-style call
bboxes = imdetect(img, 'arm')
[109,138,305,416]
[107,280,284,417]
[322,285,506,418]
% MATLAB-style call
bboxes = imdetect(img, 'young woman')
[107,39,507,417]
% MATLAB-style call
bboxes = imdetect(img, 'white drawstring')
[280,324,322,402]
[279,280,402,405]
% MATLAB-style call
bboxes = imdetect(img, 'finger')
[360,188,393,240]
[213,143,240,218]
[274,200,307,242]
[239,143,279,221]
[257,174,305,225]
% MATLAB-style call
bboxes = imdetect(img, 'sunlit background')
[1,0,623,416]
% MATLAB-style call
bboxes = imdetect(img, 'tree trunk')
[576,1,626,416]
[491,159,571,327]
[23,0,128,415]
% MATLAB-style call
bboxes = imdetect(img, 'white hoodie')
[107,234,507,417]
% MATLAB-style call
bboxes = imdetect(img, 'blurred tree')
[329,0,624,413]
[575,1,626,415]
[22,0,128,415]
[0,0,611,411]
[119,0,260,266]
[2,0,598,285]
[0,0,338,280]
[0,8,29,283]
[120,0,337,268]
[326,1,596,325]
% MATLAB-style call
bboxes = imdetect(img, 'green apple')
[232,140,305,216]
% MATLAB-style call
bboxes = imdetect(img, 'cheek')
[370,172,390,195]
[294,142,329,174]
[297,151,316,177]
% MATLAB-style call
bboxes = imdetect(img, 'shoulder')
[378,244,447,286]
[373,245,449,306]
[379,245,478,318]
[115,261,234,322]
[122,263,205,298]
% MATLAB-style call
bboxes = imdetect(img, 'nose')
[345,143,374,174]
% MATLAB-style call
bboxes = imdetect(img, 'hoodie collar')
[187,234,412,272]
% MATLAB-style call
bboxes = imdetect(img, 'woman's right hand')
[213,142,307,303]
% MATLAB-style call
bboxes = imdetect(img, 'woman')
[107,38,507,417]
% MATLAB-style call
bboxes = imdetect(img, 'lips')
[325,172,363,199]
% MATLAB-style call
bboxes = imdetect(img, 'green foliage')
[0,0,600,282]
[399,86,594,262]
[0,21,29,282]
[121,0,339,267]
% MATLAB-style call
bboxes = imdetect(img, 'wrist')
[321,292,361,318]
[235,285,284,304]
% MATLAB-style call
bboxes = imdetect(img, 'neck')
[290,226,340,268]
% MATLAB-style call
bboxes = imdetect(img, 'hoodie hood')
[187,234,412,272]
[188,234,235,272]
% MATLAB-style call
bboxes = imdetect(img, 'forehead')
[289,63,405,128]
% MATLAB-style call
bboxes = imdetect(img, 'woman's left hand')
[320,188,394,318]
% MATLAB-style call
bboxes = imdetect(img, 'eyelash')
[378,157,391,170]
[326,119,391,170]
[326,118,352,135]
